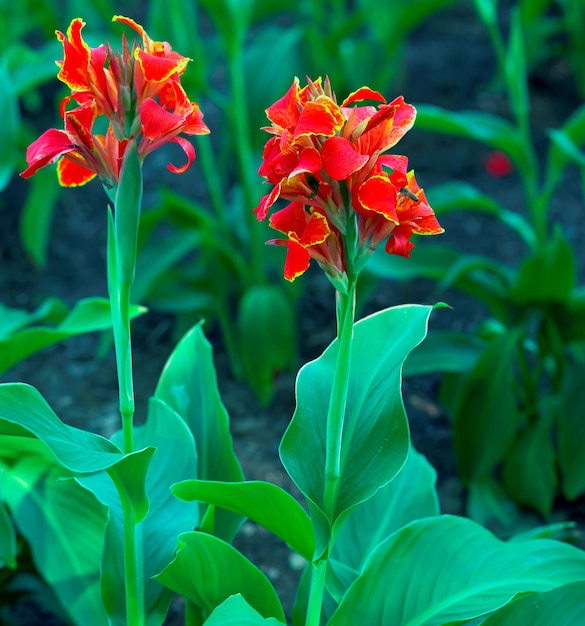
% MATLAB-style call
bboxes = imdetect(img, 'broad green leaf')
[483,580,585,625]
[404,330,485,376]
[453,330,522,482]
[204,594,286,625]
[280,305,433,551]
[81,398,199,626]
[3,460,109,625]
[414,105,531,173]
[154,531,285,623]
[329,515,585,626]
[154,322,244,541]
[0,297,146,375]
[171,479,314,561]
[19,167,59,268]
[328,447,439,602]
[502,420,557,516]
[0,384,124,472]
[237,284,297,405]
[556,361,585,500]
[510,227,575,305]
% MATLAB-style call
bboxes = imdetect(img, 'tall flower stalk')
[255,76,444,624]
[20,16,209,623]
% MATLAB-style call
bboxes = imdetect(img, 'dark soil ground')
[2,1,585,624]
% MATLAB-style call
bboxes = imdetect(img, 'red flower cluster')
[254,77,444,286]
[21,17,209,188]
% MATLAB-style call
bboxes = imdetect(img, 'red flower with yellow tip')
[21,16,209,188]
[254,76,443,286]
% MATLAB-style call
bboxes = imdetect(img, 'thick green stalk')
[110,278,135,454]
[305,281,357,626]
[305,558,328,626]
[322,284,356,518]
[106,142,143,624]
[226,37,264,284]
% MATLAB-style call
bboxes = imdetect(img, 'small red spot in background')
[485,150,513,177]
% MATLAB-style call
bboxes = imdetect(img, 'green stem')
[305,558,328,626]
[305,281,357,626]
[226,37,264,284]
[111,278,135,454]
[122,497,144,626]
[323,284,357,517]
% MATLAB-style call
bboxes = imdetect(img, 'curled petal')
[57,156,97,186]
[269,202,330,246]
[113,15,151,47]
[321,136,369,180]
[166,136,195,174]
[341,86,386,107]
[20,128,75,178]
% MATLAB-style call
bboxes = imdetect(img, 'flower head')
[254,77,443,287]
[21,16,209,188]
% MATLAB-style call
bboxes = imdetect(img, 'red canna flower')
[21,16,209,188]
[254,76,443,285]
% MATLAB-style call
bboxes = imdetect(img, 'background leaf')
[453,330,522,482]
[154,322,244,541]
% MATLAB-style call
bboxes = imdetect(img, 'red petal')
[299,211,330,246]
[266,78,301,130]
[321,136,369,180]
[377,154,409,174]
[357,175,399,223]
[289,147,322,179]
[57,156,96,186]
[341,86,386,107]
[295,97,345,139]
[135,49,189,83]
[20,128,75,178]
[283,237,311,281]
[254,183,282,220]
[56,19,91,91]
[386,224,415,257]
[269,202,307,236]
[140,98,182,138]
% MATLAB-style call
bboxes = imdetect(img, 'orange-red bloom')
[21,16,209,188]
[254,76,443,286]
